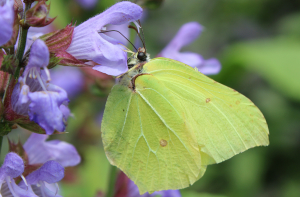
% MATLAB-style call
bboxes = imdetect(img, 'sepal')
[52,51,90,67]
[40,23,74,52]
[0,54,18,74]
[13,0,23,14]
[39,23,90,68]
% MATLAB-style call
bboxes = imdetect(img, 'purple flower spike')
[24,133,81,167]
[0,0,14,46]
[159,22,221,75]
[11,39,71,134]
[66,1,143,76]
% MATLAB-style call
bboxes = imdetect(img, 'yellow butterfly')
[101,47,269,194]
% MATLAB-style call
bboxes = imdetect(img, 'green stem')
[0,136,3,158]
[1,74,12,105]
[14,3,31,79]
[106,165,118,197]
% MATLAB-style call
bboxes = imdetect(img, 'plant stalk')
[106,165,118,197]
[14,3,31,79]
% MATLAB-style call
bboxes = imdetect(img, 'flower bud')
[25,1,56,27]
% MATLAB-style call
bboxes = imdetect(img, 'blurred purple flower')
[159,22,221,75]
[76,0,97,10]
[19,160,64,197]
[11,39,70,135]
[0,152,38,197]
[66,1,143,76]
[50,66,84,99]
[128,179,181,197]
[0,0,14,46]
[24,133,81,167]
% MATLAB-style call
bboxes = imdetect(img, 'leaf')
[223,37,300,101]
[101,57,269,194]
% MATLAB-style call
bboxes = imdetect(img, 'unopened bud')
[25,1,56,27]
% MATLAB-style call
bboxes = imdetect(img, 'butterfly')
[101,47,269,194]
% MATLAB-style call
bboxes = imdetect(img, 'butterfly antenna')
[138,20,147,52]
[98,30,138,51]
[128,22,147,52]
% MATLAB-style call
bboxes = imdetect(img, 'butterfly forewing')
[144,57,269,165]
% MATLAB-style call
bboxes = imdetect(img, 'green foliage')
[223,37,300,101]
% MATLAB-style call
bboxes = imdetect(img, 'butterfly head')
[127,47,150,69]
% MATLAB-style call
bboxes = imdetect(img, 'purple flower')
[0,152,38,197]
[0,0,14,46]
[11,39,70,135]
[66,1,143,76]
[19,161,64,197]
[128,179,181,197]
[24,133,81,167]
[76,0,97,10]
[159,22,221,75]
[50,66,84,99]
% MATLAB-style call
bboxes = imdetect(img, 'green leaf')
[223,37,300,101]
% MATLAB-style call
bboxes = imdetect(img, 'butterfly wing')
[143,57,269,165]
[101,57,269,194]
[102,77,205,194]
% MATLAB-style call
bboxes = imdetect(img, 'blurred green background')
[3,0,300,196]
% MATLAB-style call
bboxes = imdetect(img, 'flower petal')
[0,0,14,46]
[161,22,202,53]
[66,1,143,76]
[24,133,81,167]
[2,177,38,197]
[21,161,64,186]
[0,152,24,179]
[171,52,204,68]
[11,81,31,115]
[127,178,182,197]
[159,22,222,75]
[197,58,221,75]
[27,84,69,134]
[26,39,49,70]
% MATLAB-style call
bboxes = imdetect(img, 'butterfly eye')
[128,64,134,69]
[137,52,147,61]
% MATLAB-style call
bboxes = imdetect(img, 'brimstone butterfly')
[101,47,269,194]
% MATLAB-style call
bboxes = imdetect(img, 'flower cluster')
[0,133,80,197]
